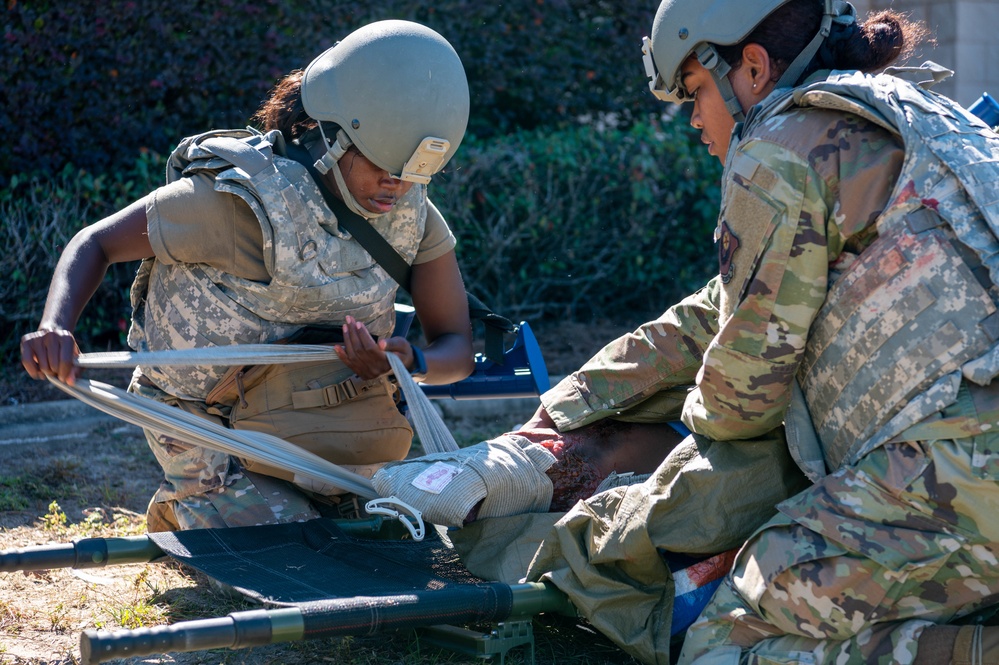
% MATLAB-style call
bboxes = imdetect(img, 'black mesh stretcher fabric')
[148,518,515,636]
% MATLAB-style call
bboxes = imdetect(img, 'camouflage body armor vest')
[127,128,428,400]
[745,68,999,477]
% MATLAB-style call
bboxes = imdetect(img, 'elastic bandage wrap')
[371,434,556,527]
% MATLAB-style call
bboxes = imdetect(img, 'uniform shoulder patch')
[731,152,779,193]
[717,220,741,284]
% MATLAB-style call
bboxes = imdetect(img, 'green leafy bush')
[0,116,721,368]
[1,1,724,375]
[440,115,721,321]
[0,151,164,367]
[1,0,660,182]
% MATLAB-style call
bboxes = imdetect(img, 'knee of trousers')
[732,523,890,640]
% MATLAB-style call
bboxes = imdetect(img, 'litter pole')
[80,607,304,665]
[79,582,575,664]
[0,536,164,572]
[0,517,394,574]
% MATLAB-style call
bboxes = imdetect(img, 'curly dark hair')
[249,70,318,143]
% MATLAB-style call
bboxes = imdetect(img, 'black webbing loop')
[284,142,515,364]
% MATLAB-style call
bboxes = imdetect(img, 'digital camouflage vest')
[750,67,999,475]
[127,128,427,400]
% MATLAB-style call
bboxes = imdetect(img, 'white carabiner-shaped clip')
[364,496,426,541]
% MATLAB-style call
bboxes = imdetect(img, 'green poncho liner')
[451,430,809,665]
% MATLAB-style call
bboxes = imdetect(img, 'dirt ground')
[0,319,646,665]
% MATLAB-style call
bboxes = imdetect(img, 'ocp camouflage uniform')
[532,66,999,665]
[528,84,885,663]
[127,129,454,531]
[130,377,320,532]
[671,67,999,665]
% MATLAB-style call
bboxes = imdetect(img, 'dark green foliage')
[438,117,721,321]
[1,0,661,181]
[0,1,724,381]
[1,116,721,370]
[0,153,164,371]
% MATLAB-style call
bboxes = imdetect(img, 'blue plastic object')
[394,303,418,338]
[970,92,999,127]
[392,304,551,401]
[421,322,550,400]
[669,421,692,438]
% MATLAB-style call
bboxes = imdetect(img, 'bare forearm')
[39,197,153,332]
[38,232,112,332]
[409,251,474,384]
[422,331,474,384]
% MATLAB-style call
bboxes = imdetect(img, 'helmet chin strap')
[313,125,387,220]
[694,43,745,122]
[776,0,856,89]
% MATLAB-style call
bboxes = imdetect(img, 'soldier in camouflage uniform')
[20,21,475,532]
[620,0,999,663]
[489,1,999,663]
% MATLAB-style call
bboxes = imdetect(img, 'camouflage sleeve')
[682,111,900,442]
[541,278,721,431]
[682,139,830,440]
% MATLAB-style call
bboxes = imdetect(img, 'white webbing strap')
[66,345,461,528]
[48,374,432,539]
[47,375,379,499]
[77,345,461,456]
[75,344,341,368]
[384,353,459,454]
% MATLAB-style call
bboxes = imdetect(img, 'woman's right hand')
[21,328,81,384]
[19,197,154,387]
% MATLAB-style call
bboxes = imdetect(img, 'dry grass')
[0,423,642,665]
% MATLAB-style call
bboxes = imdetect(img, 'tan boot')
[916,625,999,665]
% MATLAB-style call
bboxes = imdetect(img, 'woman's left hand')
[335,249,473,384]
[334,315,413,379]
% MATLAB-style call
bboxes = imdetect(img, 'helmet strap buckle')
[314,125,352,175]
[693,44,744,121]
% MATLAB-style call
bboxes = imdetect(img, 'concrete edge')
[0,400,132,447]
[0,399,115,427]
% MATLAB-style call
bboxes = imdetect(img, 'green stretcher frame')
[0,517,576,665]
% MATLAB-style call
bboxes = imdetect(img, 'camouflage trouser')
[130,377,320,532]
[679,384,999,665]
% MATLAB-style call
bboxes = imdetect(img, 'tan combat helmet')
[642,0,856,120]
[301,20,470,187]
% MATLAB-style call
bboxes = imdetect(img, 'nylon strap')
[74,345,460,457]
[284,143,516,364]
[285,143,414,291]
